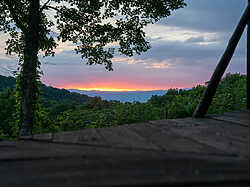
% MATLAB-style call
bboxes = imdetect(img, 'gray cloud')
[1,0,248,90]
[185,36,206,43]
[161,0,247,33]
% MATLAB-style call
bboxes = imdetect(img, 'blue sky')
[0,0,248,90]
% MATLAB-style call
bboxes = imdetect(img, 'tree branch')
[40,0,51,12]
[3,0,28,33]
[44,5,63,14]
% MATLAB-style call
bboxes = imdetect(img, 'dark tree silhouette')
[0,0,186,138]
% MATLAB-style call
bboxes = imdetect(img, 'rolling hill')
[0,75,90,103]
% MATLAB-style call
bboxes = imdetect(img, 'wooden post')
[193,4,250,118]
[165,107,168,119]
[247,0,250,110]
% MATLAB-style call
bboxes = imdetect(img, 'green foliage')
[0,73,247,140]
[0,89,18,139]
[53,100,164,131]
[148,86,206,119]
[1,0,186,69]
[208,73,246,113]
[0,75,16,91]
[40,85,90,103]
[0,75,91,103]
[15,60,42,130]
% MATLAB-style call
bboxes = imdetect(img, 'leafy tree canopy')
[0,0,186,70]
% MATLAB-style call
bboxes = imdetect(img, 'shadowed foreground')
[1,110,250,187]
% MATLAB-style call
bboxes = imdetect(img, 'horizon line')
[66,88,191,92]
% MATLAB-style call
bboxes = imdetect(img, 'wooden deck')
[1,110,250,187]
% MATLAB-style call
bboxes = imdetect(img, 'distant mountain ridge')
[69,89,169,103]
[0,75,90,103]
[0,75,16,91]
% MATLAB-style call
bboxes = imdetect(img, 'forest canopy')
[0,73,246,141]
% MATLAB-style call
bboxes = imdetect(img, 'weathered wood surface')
[1,111,250,186]
[153,118,250,157]
[210,110,250,127]
[126,122,224,154]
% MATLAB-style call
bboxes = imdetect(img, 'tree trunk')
[193,4,250,118]
[19,0,40,139]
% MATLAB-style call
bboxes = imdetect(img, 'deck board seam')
[208,116,250,128]
[115,125,165,151]
[34,138,165,152]
[148,121,233,155]
[90,126,167,152]
[124,124,168,152]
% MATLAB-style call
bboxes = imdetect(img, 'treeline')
[0,75,16,90]
[0,75,90,104]
[149,73,246,118]
[0,73,246,140]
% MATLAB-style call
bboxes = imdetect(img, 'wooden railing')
[193,2,250,117]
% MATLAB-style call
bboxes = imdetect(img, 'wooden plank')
[76,128,106,145]
[151,118,250,157]
[1,152,250,187]
[151,118,202,127]
[153,116,250,143]
[227,110,250,114]
[187,117,250,143]
[96,125,160,150]
[202,118,250,143]
[1,140,246,163]
[152,117,250,143]
[126,122,224,154]
[1,121,250,187]
[0,140,165,161]
[210,111,250,127]
[32,133,53,141]
[52,128,107,146]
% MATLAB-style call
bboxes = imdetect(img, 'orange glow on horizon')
[71,87,162,91]
[53,80,188,92]
[59,85,183,91]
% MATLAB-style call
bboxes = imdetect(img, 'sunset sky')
[0,0,248,91]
